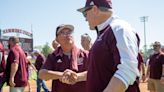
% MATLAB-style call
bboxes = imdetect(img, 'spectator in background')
[25,52,37,92]
[161,45,164,53]
[146,41,164,92]
[5,36,28,92]
[77,0,140,92]
[33,50,50,92]
[0,42,5,92]
[81,33,92,51]
[39,24,89,92]
[138,51,146,82]
[52,39,60,50]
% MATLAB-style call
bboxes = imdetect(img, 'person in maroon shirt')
[146,41,164,92]
[78,0,141,92]
[33,50,50,92]
[39,24,89,92]
[0,42,5,92]
[5,36,28,92]
[138,52,146,82]
[161,45,164,53]
[25,52,37,92]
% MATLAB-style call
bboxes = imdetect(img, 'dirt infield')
[139,82,149,92]
[3,80,148,92]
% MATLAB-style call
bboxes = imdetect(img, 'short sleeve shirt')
[42,46,89,92]
[5,45,28,87]
[149,53,164,79]
[35,54,45,71]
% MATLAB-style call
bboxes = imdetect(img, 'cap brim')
[57,25,74,34]
[77,7,88,13]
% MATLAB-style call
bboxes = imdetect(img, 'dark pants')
[36,76,49,92]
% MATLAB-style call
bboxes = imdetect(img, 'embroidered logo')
[57,59,62,63]
[90,1,94,5]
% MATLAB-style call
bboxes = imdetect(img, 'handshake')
[59,69,79,85]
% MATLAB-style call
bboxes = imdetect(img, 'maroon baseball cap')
[77,0,112,13]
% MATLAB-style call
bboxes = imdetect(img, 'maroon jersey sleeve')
[11,49,19,64]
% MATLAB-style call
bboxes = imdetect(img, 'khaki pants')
[10,87,25,92]
[148,78,164,92]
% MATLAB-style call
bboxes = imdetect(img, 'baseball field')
[2,80,148,92]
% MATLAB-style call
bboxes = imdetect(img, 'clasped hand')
[59,69,78,85]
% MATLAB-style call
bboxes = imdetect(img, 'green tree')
[42,42,53,57]
[142,43,154,62]
[34,45,43,51]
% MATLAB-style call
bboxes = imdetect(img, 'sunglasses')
[153,45,160,47]
[82,6,93,17]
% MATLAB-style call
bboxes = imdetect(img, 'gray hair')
[81,33,91,42]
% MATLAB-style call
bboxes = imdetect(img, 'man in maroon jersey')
[0,42,5,92]
[78,0,140,92]
[138,51,146,82]
[39,24,89,92]
[146,41,164,92]
[5,36,28,92]
[33,50,50,92]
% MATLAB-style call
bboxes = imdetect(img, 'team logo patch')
[77,57,84,65]
[57,59,62,63]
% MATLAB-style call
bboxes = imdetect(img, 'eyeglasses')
[57,31,73,36]
[153,45,160,47]
[82,6,93,17]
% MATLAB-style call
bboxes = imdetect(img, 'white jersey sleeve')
[111,19,140,89]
